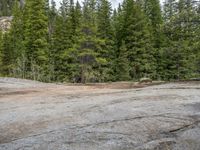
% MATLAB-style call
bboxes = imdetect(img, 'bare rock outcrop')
[0,16,12,33]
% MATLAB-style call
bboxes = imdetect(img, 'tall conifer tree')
[122,0,155,79]
[8,0,26,78]
[0,30,3,74]
[24,0,49,81]
[97,0,114,81]
[116,41,130,81]
[143,0,165,79]
[1,33,13,75]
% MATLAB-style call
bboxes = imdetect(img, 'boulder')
[139,77,152,83]
[0,16,13,33]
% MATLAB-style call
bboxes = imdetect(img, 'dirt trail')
[0,78,200,150]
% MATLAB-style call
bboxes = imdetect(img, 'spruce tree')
[143,0,163,48]
[51,0,76,82]
[0,30,3,74]
[122,0,155,79]
[163,0,200,79]
[97,0,113,40]
[73,0,107,83]
[0,0,14,16]
[143,0,165,79]
[195,3,200,77]
[8,0,26,78]
[68,1,83,82]
[97,0,114,81]
[162,42,189,80]
[24,0,49,81]
[1,33,13,75]
[74,1,82,30]
[113,4,124,51]
[112,4,127,81]
[116,41,130,81]
[76,0,98,83]
[47,0,57,81]
[163,0,177,21]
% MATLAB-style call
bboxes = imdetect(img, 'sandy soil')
[0,78,200,150]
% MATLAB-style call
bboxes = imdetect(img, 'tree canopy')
[0,0,199,82]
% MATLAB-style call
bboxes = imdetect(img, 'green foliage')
[0,30,3,75]
[96,0,114,81]
[116,41,130,81]
[24,0,49,81]
[6,1,26,78]
[50,0,76,82]
[143,0,164,48]
[0,0,199,82]
[161,42,190,80]
[74,0,105,83]
[163,0,177,21]
[1,33,13,75]
[122,0,156,79]
[162,0,200,79]
[0,0,14,16]
[142,0,165,79]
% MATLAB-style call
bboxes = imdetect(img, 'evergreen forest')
[0,0,199,83]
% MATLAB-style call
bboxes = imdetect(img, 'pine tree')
[97,0,113,40]
[75,0,98,83]
[1,33,13,75]
[142,0,165,79]
[112,4,127,81]
[72,0,108,83]
[69,0,76,37]
[74,1,82,30]
[162,42,190,80]
[24,0,49,81]
[0,30,3,74]
[110,9,117,81]
[122,0,155,79]
[8,0,26,78]
[163,0,177,21]
[116,41,130,81]
[0,0,14,16]
[196,2,200,75]
[47,0,58,81]
[113,4,124,51]
[96,0,114,81]
[67,1,83,82]
[50,0,76,82]
[162,0,200,80]
[143,0,163,48]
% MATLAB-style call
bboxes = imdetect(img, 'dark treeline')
[0,0,199,83]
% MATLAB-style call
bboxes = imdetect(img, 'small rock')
[139,78,152,83]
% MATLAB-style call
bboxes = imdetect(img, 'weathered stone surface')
[0,78,200,150]
[0,16,12,33]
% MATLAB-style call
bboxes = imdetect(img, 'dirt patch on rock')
[0,90,39,98]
